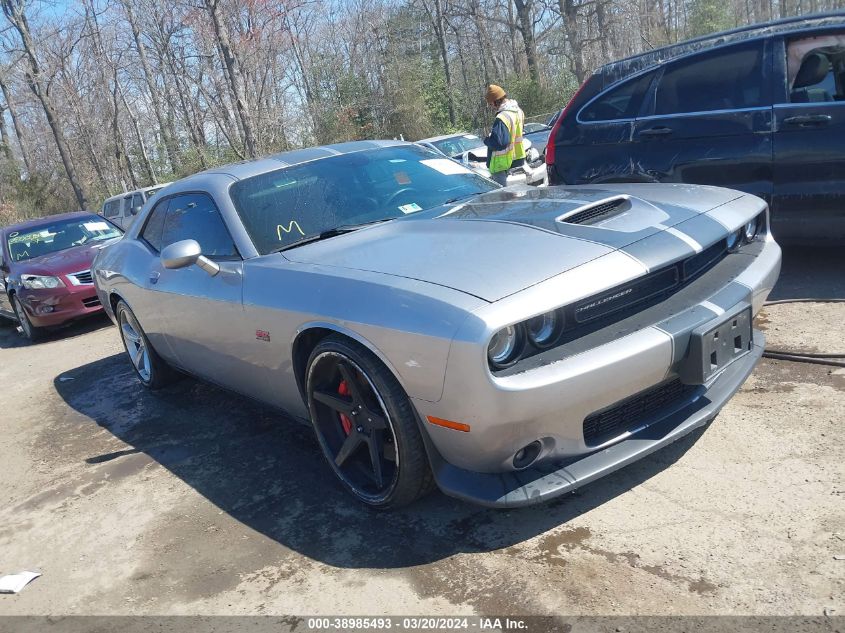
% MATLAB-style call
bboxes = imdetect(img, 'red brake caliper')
[338,380,353,435]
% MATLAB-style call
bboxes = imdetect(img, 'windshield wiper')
[272,218,393,253]
[444,191,486,205]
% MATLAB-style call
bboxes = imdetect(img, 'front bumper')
[413,236,781,507]
[18,286,103,327]
[426,332,762,507]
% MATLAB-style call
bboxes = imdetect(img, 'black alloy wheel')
[306,335,434,509]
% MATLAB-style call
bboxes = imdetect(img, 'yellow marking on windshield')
[277,221,305,240]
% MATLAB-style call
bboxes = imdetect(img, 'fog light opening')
[512,440,542,470]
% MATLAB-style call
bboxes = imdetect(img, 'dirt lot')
[0,247,842,618]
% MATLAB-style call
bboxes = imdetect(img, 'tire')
[305,335,435,509]
[115,300,176,389]
[12,294,43,342]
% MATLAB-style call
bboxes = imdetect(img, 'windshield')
[6,216,122,262]
[229,145,498,255]
[431,135,483,157]
[524,122,550,133]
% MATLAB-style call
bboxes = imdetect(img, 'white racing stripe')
[700,300,725,316]
[664,227,703,253]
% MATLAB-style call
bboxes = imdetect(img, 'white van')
[100,183,170,230]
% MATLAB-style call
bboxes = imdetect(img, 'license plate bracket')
[680,303,753,385]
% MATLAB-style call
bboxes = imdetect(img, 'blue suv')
[546,12,845,242]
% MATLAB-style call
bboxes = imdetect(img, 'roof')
[102,182,172,204]
[2,211,96,235]
[182,139,408,183]
[598,11,845,87]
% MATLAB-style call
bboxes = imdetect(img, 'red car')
[0,212,123,341]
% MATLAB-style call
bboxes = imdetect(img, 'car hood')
[12,239,118,276]
[282,184,744,302]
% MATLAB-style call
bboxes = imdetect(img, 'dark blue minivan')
[546,12,845,242]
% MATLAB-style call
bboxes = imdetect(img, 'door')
[142,192,246,388]
[125,193,144,229]
[631,39,774,201]
[120,195,133,229]
[772,31,845,242]
[0,232,12,318]
[102,199,122,229]
[568,70,655,184]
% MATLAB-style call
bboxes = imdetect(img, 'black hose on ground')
[760,298,845,368]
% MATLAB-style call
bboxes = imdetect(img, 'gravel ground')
[0,247,842,618]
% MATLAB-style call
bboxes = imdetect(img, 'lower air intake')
[583,378,695,447]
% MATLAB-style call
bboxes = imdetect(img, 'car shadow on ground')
[54,352,705,569]
[0,314,111,349]
[768,245,845,301]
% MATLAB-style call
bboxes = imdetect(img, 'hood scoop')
[556,195,631,226]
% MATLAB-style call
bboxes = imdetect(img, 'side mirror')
[131,205,142,216]
[160,239,219,276]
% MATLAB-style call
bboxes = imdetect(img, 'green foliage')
[688,0,734,37]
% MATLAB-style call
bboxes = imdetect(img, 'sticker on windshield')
[421,158,473,176]
[394,171,411,185]
[398,203,422,214]
[83,221,110,232]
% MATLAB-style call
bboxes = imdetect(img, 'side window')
[654,42,766,115]
[141,198,170,252]
[786,33,845,103]
[161,193,237,258]
[580,72,654,122]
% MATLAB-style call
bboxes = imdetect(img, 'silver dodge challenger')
[92,140,781,509]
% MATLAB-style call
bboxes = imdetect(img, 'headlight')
[743,216,759,242]
[726,229,743,252]
[21,275,65,290]
[487,325,523,369]
[526,310,562,348]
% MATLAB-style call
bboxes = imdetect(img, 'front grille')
[583,378,694,447]
[574,266,679,324]
[683,239,727,281]
[70,270,93,285]
[82,295,101,308]
[558,197,629,225]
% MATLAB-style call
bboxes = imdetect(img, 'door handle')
[149,270,160,284]
[639,127,673,137]
[783,114,832,126]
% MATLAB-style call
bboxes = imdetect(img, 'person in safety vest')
[482,84,526,186]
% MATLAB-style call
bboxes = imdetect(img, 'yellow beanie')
[485,84,506,104]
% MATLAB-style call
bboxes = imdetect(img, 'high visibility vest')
[489,107,526,174]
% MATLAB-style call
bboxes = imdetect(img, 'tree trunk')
[205,0,257,157]
[513,0,540,83]
[429,0,456,125]
[2,0,88,208]
[119,87,156,185]
[119,0,180,174]
[0,104,13,162]
[0,70,33,175]
[560,0,586,83]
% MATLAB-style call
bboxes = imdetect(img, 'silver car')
[92,140,781,509]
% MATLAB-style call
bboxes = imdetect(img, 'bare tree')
[1,0,88,208]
